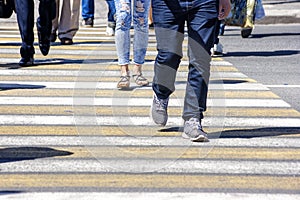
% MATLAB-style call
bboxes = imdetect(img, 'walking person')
[211,19,224,56]
[151,0,230,142]
[50,0,80,45]
[241,0,257,38]
[114,0,150,89]
[14,0,56,66]
[148,3,153,28]
[81,0,116,36]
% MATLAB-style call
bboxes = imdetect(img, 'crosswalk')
[0,25,300,199]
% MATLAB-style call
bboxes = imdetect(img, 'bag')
[224,0,248,27]
[0,0,13,18]
[254,0,265,20]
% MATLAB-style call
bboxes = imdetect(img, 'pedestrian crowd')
[3,0,263,142]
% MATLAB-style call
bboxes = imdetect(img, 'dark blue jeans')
[152,0,218,121]
[106,0,116,23]
[14,0,55,57]
[82,0,116,23]
[81,0,94,20]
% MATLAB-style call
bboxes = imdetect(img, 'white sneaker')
[151,94,169,126]
[211,43,223,56]
[182,117,208,142]
[106,26,115,36]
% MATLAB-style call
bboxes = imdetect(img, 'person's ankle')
[133,64,142,75]
[120,65,129,76]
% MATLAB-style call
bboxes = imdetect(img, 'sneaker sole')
[117,84,130,89]
[82,25,93,28]
[181,132,209,142]
[149,106,167,126]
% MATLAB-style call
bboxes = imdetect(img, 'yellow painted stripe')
[0,106,298,117]
[0,45,163,52]
[0,76,253,83]
[0,89,280,99]
[1,174,299,191]
[28,146,300,160]
[1,125,300,137]
[0,53,120,60]
[0,65,239,72]
[0,53,206,62]
[0,38,22,42]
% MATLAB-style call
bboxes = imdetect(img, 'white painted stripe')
[0,70,248,79]
[1,193,299,200]
[0,33,157,41]
[266,85,300,88]
[0,30,20,34]
[1,135,300,148]
[1,159,299,175]
[0,48,159,56]
[0,115,298,127]
[211,60,233,66]
[0,40,158,47]
[0,81,266,90]
[0,57,233,66]
[0,69,82,76]
[0,34,114,40]
[0,97,289,107]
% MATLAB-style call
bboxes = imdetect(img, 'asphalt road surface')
[219,24,300,112]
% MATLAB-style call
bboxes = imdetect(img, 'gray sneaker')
[182,118,208,142]
[151,94,169,126]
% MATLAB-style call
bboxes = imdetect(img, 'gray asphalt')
[219,24,300,112]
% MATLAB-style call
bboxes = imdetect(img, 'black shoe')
[82,18,93,27]
[36,18,51,56]
[149,23,154,29]
[60,38,73,45]
[241,28,253,38]
[19,45,34,67]
[19,57,34,67]
[50,33,57,42]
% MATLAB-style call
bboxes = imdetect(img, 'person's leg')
[58,0,80,44]
[131,0,150,86]
[81,0,94,27]
[244,0,256,28]
[114,0,132,88]
[81,0,94,20]
[151,0,184,99]
[211,19,223,56]
[106,0,116,35]
[150,0,185,126]
[241,0,256,38]
[106,0,116,23]
[37,0,56,55]
[182,0,218,121]
[148,3,153,27]
[51,0,60,42]
[132,0,150,65]
[14,0,35,66]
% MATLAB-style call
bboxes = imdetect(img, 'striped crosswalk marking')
[0,23,299,199]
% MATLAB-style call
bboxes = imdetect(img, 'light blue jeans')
[114,0,150,65]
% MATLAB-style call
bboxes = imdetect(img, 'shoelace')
[188,118,203,130]
[154,96,168,111]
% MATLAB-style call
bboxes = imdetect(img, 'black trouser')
[14,0,55,57]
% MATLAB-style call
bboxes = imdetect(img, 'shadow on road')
[0,58,119,69]
[0,83,45,91]
[175,79,249,85]
[251,32,300,38]
[264,0,300,5]
[160,127,300,138]
[224,50,299,57]
[216,127,300,138]
[0,191,23,196]
[0,147,73,164]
